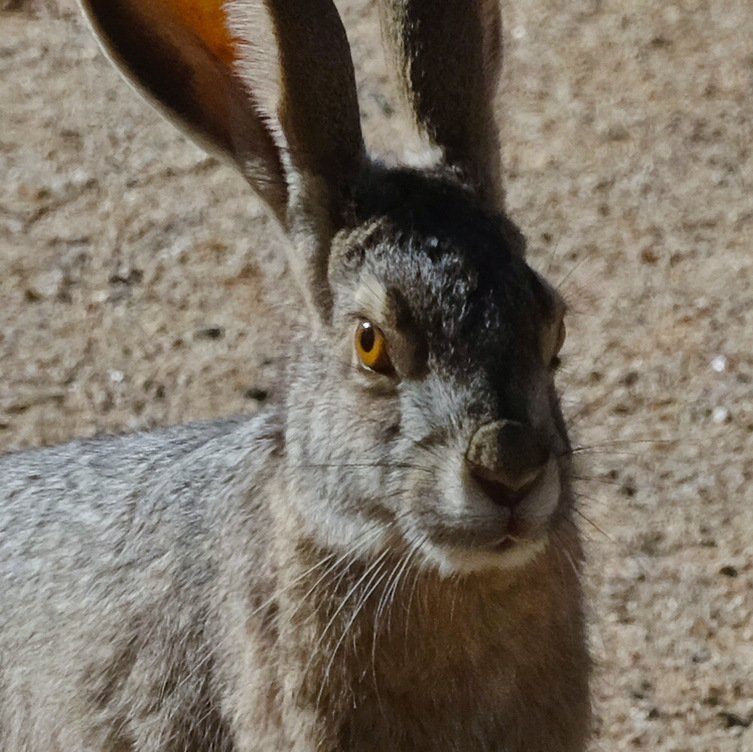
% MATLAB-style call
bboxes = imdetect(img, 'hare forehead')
[353,248,533,337]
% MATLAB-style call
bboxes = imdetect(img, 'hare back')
[0,413,279,752]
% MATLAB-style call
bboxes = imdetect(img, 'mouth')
[421,531,549,577]
[483,535,518,554]
[404,454,562,575]
[404,510,549,575]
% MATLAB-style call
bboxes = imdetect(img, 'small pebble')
[711,355,727,373]
[712,406,730,424]
[195,326,225,340]
[718,711,752,729]
[26,269,64,300]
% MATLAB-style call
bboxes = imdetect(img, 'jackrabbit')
[0,0,591,750]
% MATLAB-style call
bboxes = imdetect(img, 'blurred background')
[1,0,751,749]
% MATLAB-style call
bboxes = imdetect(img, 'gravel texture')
[0,1,751,749]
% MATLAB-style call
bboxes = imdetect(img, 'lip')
[427,529,549,576]
[410,455,561,560]
[484,536,516,554]
[459,511,545,554]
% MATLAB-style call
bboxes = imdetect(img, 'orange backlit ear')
[355,321,393,374]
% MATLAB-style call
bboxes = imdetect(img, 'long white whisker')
[297,547,391,707]
[402,538,427,647]
[315,555,393,712]
[246,550,338,622]
[285,527,383,626]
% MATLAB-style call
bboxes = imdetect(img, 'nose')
[465,420,549,510]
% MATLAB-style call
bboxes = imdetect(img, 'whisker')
[576,438,677,448]
[563,399,597,427]
[571,505,613,544]
[402,538,427,646]
[561,546,583,586]
[299,547,391,705]
[246,551,338,621]
[571,473,623,487]
[562,446,641,458]
[170,535,381,716]
[377,543,416,641]
[543,236,562,277]
[299,461,436,474]
[449,571,462,625]
[556,255,590,292]
[316,558,393,712]
[287,527,384,626]
[310,550,392,710]
[369,567,401,708]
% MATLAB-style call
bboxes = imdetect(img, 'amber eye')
[355,321,393,373]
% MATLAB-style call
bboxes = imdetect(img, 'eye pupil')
[360,323,375,352]
[355,320,393,375]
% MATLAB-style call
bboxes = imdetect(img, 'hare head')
[82,0,572,576]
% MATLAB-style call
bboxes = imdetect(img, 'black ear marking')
[379,0,504,208]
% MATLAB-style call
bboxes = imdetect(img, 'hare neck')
[271,520,589,751]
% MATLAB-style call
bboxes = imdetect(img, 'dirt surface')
[1,1,751,749]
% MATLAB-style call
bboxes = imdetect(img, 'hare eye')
[355,321,393,374]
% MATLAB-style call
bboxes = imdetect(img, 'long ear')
[379,0,503,209]
[80,0,366,317]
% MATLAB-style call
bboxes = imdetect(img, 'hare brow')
[354,274,390,323]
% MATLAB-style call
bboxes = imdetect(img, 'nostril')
[470,469,541,510]
[465,419,550,510]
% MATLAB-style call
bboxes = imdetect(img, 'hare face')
[284,171,570,576]
[78,0,574,581]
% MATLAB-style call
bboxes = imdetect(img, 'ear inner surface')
[84,0,367,317]
[379,0,504,208]
[227,0,367,316]
[81,0,288,217]
[228,0,366,224]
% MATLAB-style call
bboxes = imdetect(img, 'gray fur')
[0,1,590,750]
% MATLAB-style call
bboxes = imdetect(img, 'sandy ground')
[1,1,751,749]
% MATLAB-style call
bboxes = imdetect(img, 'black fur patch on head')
[352,168,548,392]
